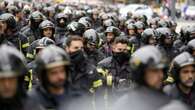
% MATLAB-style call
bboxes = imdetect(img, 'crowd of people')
[0,1,195,110]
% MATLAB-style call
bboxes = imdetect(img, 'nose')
[158,70,164,79]
[2,78,11,88]
[188,72,193,79]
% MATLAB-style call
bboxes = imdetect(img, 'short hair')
[66,35,83,47]
[113,36,129,45]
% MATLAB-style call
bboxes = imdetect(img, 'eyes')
[73,46,83,50]
[117,48,128,52]
[43,28,52,32]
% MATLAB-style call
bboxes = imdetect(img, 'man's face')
[151,24,157,29]
[179,65,195,88]
[137,29,144,34]
[66,40,83,53]
[86,43,96,52]
[16,12,23,19]
[93,14,98,20]
[43,27,53,38]
[148,37,157,45]
[47,65,66,88]
[106,32,114,43]
[192,50,195,57]
[128,29,135,36]
[0,77,17,99]
[112,43,128,53]
[59,18,66,27]
[0,21,7,34]
[190,32,195,39]
[164,37,172,45]
[144,68,164,90]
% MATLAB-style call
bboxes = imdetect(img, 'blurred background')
[1,0,195,32]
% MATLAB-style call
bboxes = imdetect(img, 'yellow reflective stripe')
[97,68,108,77]
[89,88,95,93]
[166,76,174,83]
[127,46,131,50]
[27,53,34,59]
[24,75,29,81]
[131,44,135,54]
[22,43,30,48]
[107,75,112,86]
[93,79,103,88]
[28,69,33,91]
[98,39,103,48]
[33,50,36,55]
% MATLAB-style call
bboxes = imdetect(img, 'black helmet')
[67,21,86,36]
[180,25,191,43]
[148,18,158,29]
[156,27,172,44]
[141,28,157,45]
[29,11,45,28]
[55,13,69,27]
[127,23,136,30]
[83,29,99,46]
[105,26,121,37]
[134,21,145,30]
[130,46,167,85]
[29,11,45,22]
[23,5,31,15]
[138,14,147,23]
[34,4,43,12]
[158,20,169,28]
[125,19,135,27]
[79,17,92,24]
[186,39,195,55]
[39,20,54,30]
[36,37,55,50]
[78,18,92,30]
[170,52,195,82]
[55,12,69,21]
[156,27,171,36]
[103,19,116,28]
[74,10,86,20]
[35,45,70,87]
[100,13,109,21]
[39,20,55,37]
[6,5,20,15]
[0,13,17,29]
[188,25,195,40]
[0,45,27,78]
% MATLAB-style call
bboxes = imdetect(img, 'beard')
[180,78,194,89]
[48,80,66,89]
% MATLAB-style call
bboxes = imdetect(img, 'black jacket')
[85,49,105,66]
[99,43,113,58]
[97,57,132,89]
[69,59,102,94]
[54,27,67,47]
[163,84,195,108]
[0,95,44,110]
[22,26,41,44]
[6,31,29,56]
[28,84,77,110]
